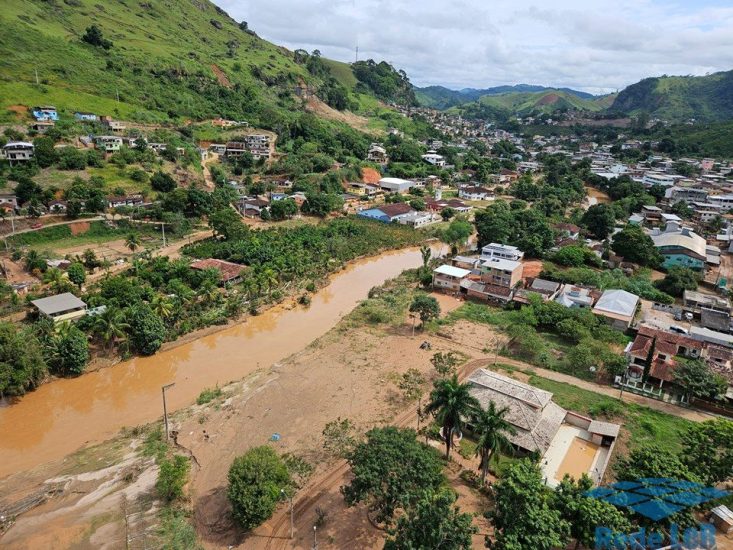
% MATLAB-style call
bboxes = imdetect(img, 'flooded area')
[0,246,433,479]
[583,185,611,208]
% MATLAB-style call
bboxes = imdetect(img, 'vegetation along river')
[0,246,434,478]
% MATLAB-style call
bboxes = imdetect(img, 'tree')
[209,208,247,241]
[302,192,343,217]
[228,446,291,530]
[125,233,142,254]
[674,359,727,399]
[552,475,631,549]
[43,267,72,293]
[615,444,700,482]
[127,305,166,355]
[681,419,733,484]
[398,368,426,402]
[51,325,89,375]
[489,460,570,550]
[342,427,444,525]
[93,307,129,352]
[655,267,698,297]
[33,136,57,168]
[420,245,432,269]
[425,375,479,459]
[0,322,47,396]
[322,417,357,458]
[67,262,86,290]
[157,455,190,502]
[611,225,662,267]
[442,219,473,255]
[441,207,455,221]
[430,351,459,378]
[409,198,426,211]
[82,25,112,49]
[581,204,615,240]
[150,171,176,193]
[384,488,476,550]
[472,402,517,483]
[409,294,440,327]
[269,198,298,221]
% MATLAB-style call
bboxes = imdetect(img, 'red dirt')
[536,93,560,106]
[361,167,381,184]
[211,64,232,88]
[522,260,543,280]
[68,221,90,235]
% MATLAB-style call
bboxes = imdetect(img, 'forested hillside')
[415,84,594,110]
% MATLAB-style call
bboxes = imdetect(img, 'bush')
[151,171,176,193]
[127,305,166,355]
[196,386,222,405]
[53,325,89,375]
[157,455,190,501]
[228,446,291,530]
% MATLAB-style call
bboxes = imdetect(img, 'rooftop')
[593,289,639,318]
[32,293,86,315]
[434,265,472,278]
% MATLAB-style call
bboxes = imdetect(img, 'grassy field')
[8,220,162,252]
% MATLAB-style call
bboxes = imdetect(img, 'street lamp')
[281,489,294,539]
[313,525,317,550]
[161,383,175,440]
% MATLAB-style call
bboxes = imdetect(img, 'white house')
[459,186,493,201]
[480,243,524,262]
[421,151,446,167]
[3,142,34,164]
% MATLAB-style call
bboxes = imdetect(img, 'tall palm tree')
[125,233,142,254]
[150,293,174,320]
[424,375,479,459]
[420,244,432,269]
[472,401,517,483]
[43,267,69,293]
[93,307,129,353]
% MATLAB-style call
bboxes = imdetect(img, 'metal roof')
[593,289,639,317]
[31,293,86,315]
[434,265,472,278]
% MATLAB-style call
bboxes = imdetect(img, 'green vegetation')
[352,60,416,105]
[0,321,47,396]
[196,386,223,405]
[227,446,292,530]
[156,454,191,502]
[425,375,479,459]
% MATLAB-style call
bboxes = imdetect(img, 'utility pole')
[313,525,318,550]
[355,44,359,63]
[161,222,166,247]
[34,68,39,85]
[161,383,175,440]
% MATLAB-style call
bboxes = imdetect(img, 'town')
[1,1,733,549]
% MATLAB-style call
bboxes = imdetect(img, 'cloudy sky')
[215,0,733,94]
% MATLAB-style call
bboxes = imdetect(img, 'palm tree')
[424,374,479,459]
[420,244,432,269]
[198,280,220,304]
[125,233,142,254]
[150,293,174,320]
[472,401,517,483]
[93,307,129,353]
[43,267,69,293]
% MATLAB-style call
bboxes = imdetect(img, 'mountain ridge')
[415,84,595,109]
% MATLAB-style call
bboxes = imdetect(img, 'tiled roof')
[377,203,414,218]
[190,258,245,281]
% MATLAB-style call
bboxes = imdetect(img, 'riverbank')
[0,244,438,479]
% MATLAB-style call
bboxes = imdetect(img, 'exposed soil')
[361,167,381,184]
[304,95,371,133]
[210,64,232,88]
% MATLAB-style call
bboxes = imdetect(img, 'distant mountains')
[414,84,595,110]
[416,71,733,124]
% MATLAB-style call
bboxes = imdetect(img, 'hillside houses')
[2,142,34,164]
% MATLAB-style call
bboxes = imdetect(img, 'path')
[202,152,219,189]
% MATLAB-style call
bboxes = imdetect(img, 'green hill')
[0,0,409,128]
[415,84,595,110]
[610,70,733,122]
[449,90,613,120]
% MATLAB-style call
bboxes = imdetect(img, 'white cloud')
[214,0,733,93]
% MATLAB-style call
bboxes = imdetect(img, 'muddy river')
[0,247,434,478]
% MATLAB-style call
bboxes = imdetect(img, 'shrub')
[196,386,222,405]
[156,455,190,501]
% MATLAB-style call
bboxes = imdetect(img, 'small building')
[32,293,87,323]
[95,135,123,153]
[396,211,436,228]
[3,142,34,164]
[641,205,662,223]
[31,106,58,121]
[48,200,67,213]
[0,194,18,211]
[458,186,493,201]
[31,120,55,134]
[432,265,471,292]
[513,278,561,304]
[650,222,707,271]
[378,177,414,194]
[357,203,414,223]
[421,151,446,167]
[683,290,730,316]
[555,285,596,309]
[480,243,524,262]
[100,116,126,133]
[108,194,145,208]
[236,197,270,218]
[74,112,98,121]
[592,289,640,330]
[190,258,245,285]
[366,143,388,164]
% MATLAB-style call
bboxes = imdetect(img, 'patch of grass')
[141,425,168,460]
[196,386,222,405]
[440,302,515,327]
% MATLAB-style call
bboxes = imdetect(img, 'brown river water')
[0,247,433,479]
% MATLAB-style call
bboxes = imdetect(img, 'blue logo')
[586,478,728,521]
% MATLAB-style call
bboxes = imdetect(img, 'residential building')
[458,186,493,201]
[0,194,18,211]
[357,203,415,223]
[641,205,663,223]
[664,186,708,204]
[421,151,446,167]
[650,222,707,270]
[625,325,703,388]
[499,169,519,183]
[95,135,123,153]
[236,197,269,218]
[378,177,414,194]
[190,258,245,285]
[32,293,87,323]
[642,172,676,187]
[347,182,379,197]
[592,289,640,330]
[396,211,436,228]
[48,200,67,213]
[3,142,34,164]
[31,106,58,121]
[480,243,524,262]
[709,195,733,210]
[479,257,523,288]
[513,278,561,304]
[100,116,126,132]
[553,223,581,241]
[108,194,145,208]
[432,265,471,292]
[74,112,98,121]
[683,290,731,316]
[468,368,619,487]
[31,120,55,134]
[225,141,247,158]
[366,143,388,163]
[555,285,596,308]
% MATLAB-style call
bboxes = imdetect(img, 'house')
[3,142,34,164]
[225,141,247,158]
[74,112,98,121]
[31,106,58,121]
[468,368,619,487]
[32,293,87,323]
[421,151,445,167]
[458,186,493,201]
[236,197,270,218]
[108,194,145,208]
[347,182,379,197]
[625,326,704,388]
[48,200,67,213]
[95,135,123,153]
[451,255,480,271]
[499,169,519,183]
[190,258,245,285]
[0,194,18,211]
[209,143,227,155]
[432,265,472,292]
[357,203,414,223]
[650,222,707,270]
[396,211,437,228]
[592,289,640,330]
[100,116,126,133]
[513,278,561,304]
[641,205,663,224]
[425,198,471,214]
[31,120,55,134]
[480,243,524,262]
[366,143,388,164]
[378,177,414,194]
[555,285,596,308]
[553,223,581,241]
